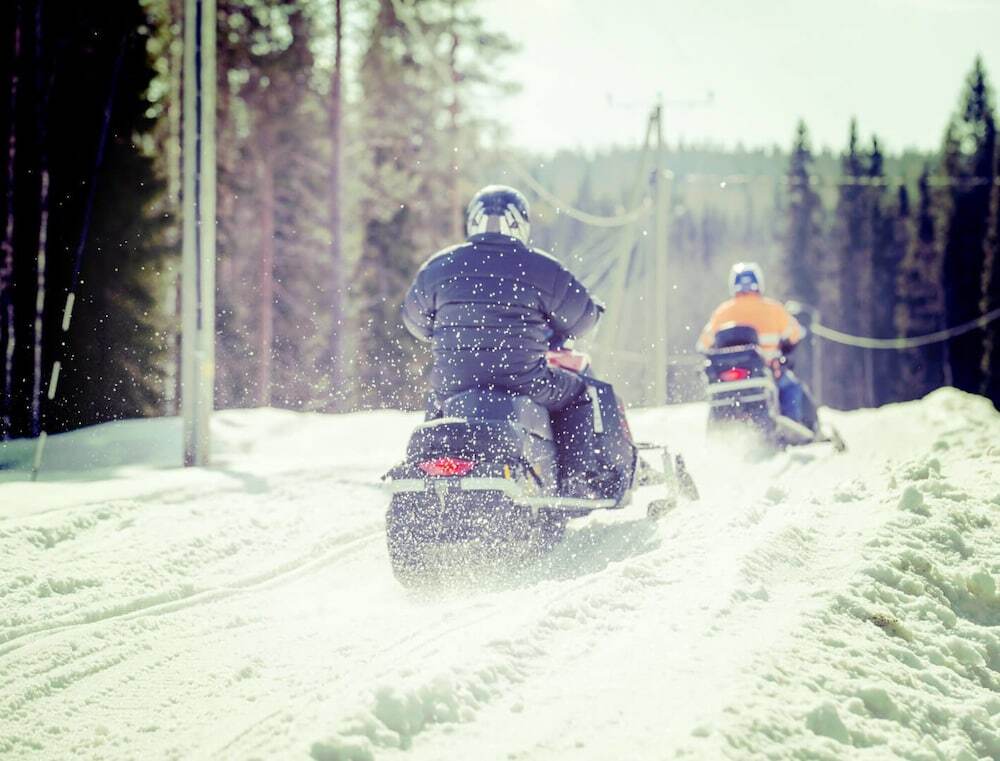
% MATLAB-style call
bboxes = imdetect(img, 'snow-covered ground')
[1,389,998,760]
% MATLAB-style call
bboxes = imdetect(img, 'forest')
[0,0,998,440]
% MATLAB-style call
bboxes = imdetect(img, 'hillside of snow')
[1,389,998,760]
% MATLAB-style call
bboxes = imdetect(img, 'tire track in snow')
[0,523,391,743]
[0,466,387,657]
[0,523,383,660]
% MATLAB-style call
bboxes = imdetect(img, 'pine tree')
[0,0,21,438]
[141,0,184,417]
[868,136,901,406]
[895,168,945,400]
[784,121,823,309]
[212,1,332,410]
[940,57,996,393]
[981,144,1000,407]
[827,118,870,409]
[266,10,332,410]
[353,0,442,409]
[0,0,171,436]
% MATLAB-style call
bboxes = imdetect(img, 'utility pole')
[651,100,670,405]
[181,0,216,466]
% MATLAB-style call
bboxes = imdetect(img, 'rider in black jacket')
[402,185,602,410]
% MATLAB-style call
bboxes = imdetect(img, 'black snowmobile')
[701,325,844,451]
[384,350,692,586]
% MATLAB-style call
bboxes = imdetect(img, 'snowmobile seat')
[441,389,554,441]
[713,324,760,349]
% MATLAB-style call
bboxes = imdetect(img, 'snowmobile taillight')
[418,457,475,477]
[719,367,751,382]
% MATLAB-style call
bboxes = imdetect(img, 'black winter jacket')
[402,233,602,396]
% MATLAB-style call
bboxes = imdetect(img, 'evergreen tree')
[826,119,870,409]
[353,0,444,408]
[784,120,823,309]
[266,9,333,410]
[868,136,901,406]
[981,144,1000,407]
[212,1,332,410]
[895,168,945,400]
[0,0,22,438]
[0,0,170,437]
[939,57,996,393]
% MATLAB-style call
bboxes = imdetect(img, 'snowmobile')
[384,349,693,586]
[701,325,845,451]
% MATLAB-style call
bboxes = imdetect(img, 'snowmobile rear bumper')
[706,378,777,408]
[387,476,618,517]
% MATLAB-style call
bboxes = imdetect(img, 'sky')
[477,0,1000,155]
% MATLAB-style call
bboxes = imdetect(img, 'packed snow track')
[1,389,998,760]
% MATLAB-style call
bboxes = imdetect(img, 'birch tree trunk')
[256,131,275,407]
[327,0,343,407]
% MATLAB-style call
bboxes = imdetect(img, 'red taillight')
[719,367,751,382]
[418,457,475,477]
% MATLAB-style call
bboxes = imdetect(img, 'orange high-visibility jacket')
[696,293,804,358]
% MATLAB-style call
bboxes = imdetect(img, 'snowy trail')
[1,391,998,760]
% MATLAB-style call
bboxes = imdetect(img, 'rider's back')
[698,294,800,357]
[403,233,600,394]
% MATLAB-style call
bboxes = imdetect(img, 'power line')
[508,163,652,228]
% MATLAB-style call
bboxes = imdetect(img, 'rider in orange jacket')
[697,263,816,429]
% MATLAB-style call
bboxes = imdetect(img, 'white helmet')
[730,262,764,296]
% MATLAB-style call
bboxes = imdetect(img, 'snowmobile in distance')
[701,325,845,452]
[383,349,692,586]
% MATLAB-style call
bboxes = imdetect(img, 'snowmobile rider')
[402,184,603,412]
[696,262,817,429]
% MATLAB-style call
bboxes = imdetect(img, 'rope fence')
[674,173,1000,188]
[811,307,1000,350]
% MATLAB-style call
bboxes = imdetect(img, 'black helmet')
[465,184,531,245]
